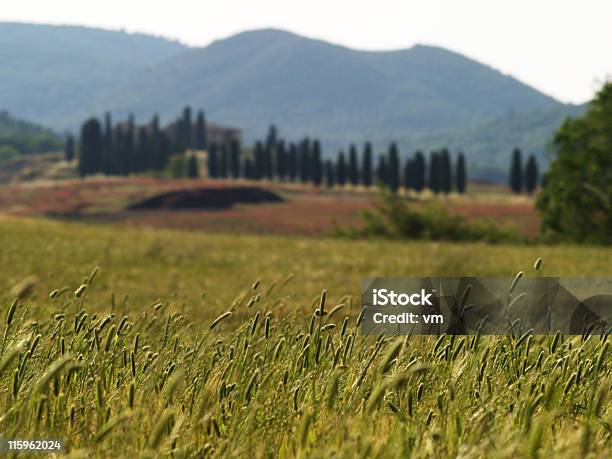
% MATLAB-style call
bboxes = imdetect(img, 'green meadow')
[0,215,610,457]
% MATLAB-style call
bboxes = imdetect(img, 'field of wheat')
[0,216,610,457]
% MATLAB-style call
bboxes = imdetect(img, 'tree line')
[206,125,468,194]
[73,107,216,177]
[72,108,544,198]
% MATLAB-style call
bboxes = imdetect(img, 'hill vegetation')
[0,111,62,162]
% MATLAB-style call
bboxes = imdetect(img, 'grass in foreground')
[1,215,611,322]
[0,215,611,457]
[0,277,609,457]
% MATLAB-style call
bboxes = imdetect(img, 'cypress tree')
[243,157,254,179]
[126,113,135,175]
[429,152,440,193]
[150,114,163,171]
[276,140,286,180]
[266,125,278,151]
[103,112,113,151]
[78,118,103,177]
[288,143,298,181]
[387,142,400,193]
[414,151,426,192]
[195,110,207,150]
[208,144,219,178]
[403,158,413,190]
[362,142,373,187]
[183,106,193,150]
[187,154,199,178]
[441,148,452,194]
[219,145,228,178]
[159,132,171,172]
[325,160,335,188]
[456,152,467,194]
[230,140,241,178]
[264,143,273,180]
[311,140,322,186]
[525,154,539,194]
[103,112,112,173]
[336,151,347,186]
[299,138,311,183]
[254,141,265,179]
[65,135,75,162]
[137,127,149,172]
[510,148,523,193]
[376,155,388,186]
[348,144,359,186]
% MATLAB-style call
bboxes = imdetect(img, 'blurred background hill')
[0,23,588,180]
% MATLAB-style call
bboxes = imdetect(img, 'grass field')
[0,214,611,457]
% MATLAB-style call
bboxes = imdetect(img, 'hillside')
[109,29,561,144]
[0,111,62,162]
[408,103,588,181]
[0,22,187,126]
[0,24,581,179]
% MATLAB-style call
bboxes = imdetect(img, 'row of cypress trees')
[205,125,468,194]
[509,148,539,194]
[76,107,211,177]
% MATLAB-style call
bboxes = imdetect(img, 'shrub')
[338,190,522,243]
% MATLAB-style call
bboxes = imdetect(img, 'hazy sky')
[2,0,610,104]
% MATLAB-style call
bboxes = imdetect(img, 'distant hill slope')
[0,24,582,179]
[0,111,62,161]
[406,103,588,181]
[0,22,187,126]
[109,29,561,143]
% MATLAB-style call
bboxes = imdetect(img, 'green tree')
[78,117,103,177]
[288,143,298,181]
[219,145,228,178]
[376,155,388,186]
[440,148,452,194]
[536,82,612,243]
[509,148,523,193]
[325,159,335,188]
[230,140,241,178]
[65,135,75,162]
[429,152,440,193]
[311,139,322,186]
[195,110,207,150]
[207,144,219,178]
[413,151,426,192]
[403,158,414,190]
[183,106,193,150]
[387,143,400,193]
[336,151,347,186]
[362,142,373,187]
[276,140,286,180]
[264,143,273,179]
[254,141,264,180]
[169,154,186,178]
[187,154,199,178]
[456,152,467,194]
[299,138,311,183]
[125,113,135,175]
[348,144,359,186]
[525,154,538,194]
